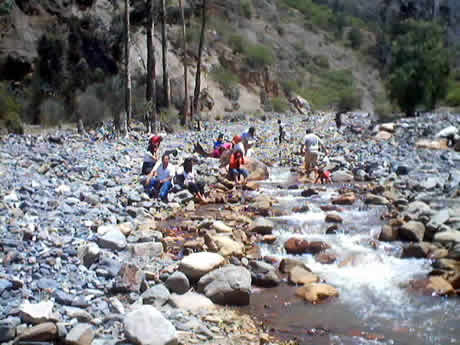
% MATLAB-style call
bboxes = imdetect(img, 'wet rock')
[433,230,460,244]
[96,229,127,251]
[124,305,178,345]
[165,271,190,295]
[332,193,356,205]
[63,306,93,322]
[364,193,389,205]
[212,220,233,233]
[249,261,280,287]
[301,188,318,197]
[79,242,101,268]
[296,283,339,303]
[179,252,225,281]
[374,131,392,140]
[19,301,54,324]
[379,225,398,242]
[401,243,438,258]
[169,292,215,311]
[0,317,20,342]
[279,258,311,273]
[211,235,244,257]
[261,234,277,244]
[65,323,94,345]
[142,284,170,307]
[399,221,425,242]
[426,209,450,233]
[410,276,455,296]
[325,213,342,223]
[284,238,330,255]
[331,171,354,183]
[14,322,57,343]
[288,266,319,285]
[112,263,145,293]
[315,252,337,264]
[198,265,251,306]
[248,218,274,235]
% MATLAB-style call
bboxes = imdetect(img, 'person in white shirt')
[146,153,175,202]
[182,158,208,203]
[300,128,327,176]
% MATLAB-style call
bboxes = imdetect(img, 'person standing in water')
[300,128,328,177]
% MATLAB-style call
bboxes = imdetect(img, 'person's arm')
[146,165,158,184]
[160,166,174,184]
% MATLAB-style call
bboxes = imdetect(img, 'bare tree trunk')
[161,0,170,108]
[179,0,188,126]
[124,0,131,134]
[192,0,206,121]
[146,0,157,133]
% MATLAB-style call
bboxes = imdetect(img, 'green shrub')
[245,43,275,69]
[0,83,24,134]
[0,0,14,16]
[280,79,300,96]
[313,55,330,69]
[228,34,247,54]
[348,26,363,50]
[446,81,460,107]
[240,0,253,19]
[271,97,290,113]
[337,90,361,112]
[210,66,240,99]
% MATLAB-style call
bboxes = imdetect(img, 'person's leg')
[239,169,249,184]
[159,181,172,202]
[148,178,160,197]
[230,169,239,183]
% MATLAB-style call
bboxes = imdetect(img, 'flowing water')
[245,168,460,345]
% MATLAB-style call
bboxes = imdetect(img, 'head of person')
[161,153,169,167]
[248,127,255,136]
[232,135,242,144]
[217,133,224,142]
[277,119,281,124]
[305,128,312,135]
[183,158,193,173]
[149,135,162,153]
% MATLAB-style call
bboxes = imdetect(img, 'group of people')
[141,135,207,203]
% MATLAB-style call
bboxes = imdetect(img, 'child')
[314,166,332,184]
[228,149,249,185]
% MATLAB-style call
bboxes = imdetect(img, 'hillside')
[0,0,458,130]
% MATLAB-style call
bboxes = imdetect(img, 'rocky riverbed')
[0,111,459,345]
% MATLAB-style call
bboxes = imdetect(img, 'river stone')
[142,284,170,307]
[411,277,455,296]
[380,123,395,132]
[212,221,233,233]
[124,305,177,345]
[379,225,398,242]
[97,229,127,251]
[295,283,339,303]
[284,238,330,255]
[288,266,319,285]
[65,323,94,345]
[331,171,354,183]
[399,221,425,242]
[325,213,342,223]
[249,261,280,287]
[19,301,54,324]
[63,306,93,322]
[364,193,389,205]
[179,252,225,281]
[434,230,460,244]
[427,209,450,232]
[198,265,251,306]
[112,263,145,293]
[375,131,392,140]
[248,218,275,234]
[165,271,190,294]
[79,242,100,268]
[169,292,215,311]
[14,322,57,343]
[401,243,438,258]
[211,235,244,257]
[129,242,163,257]
[279,258,311,273]
[332,193,356,205]
[0,317,20,342]
[406,201,432,215]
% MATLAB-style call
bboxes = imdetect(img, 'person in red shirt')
[228,149,249,185]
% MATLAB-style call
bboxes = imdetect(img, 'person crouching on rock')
[142,135,162,175]
[145,153,174,202]
[183,158,208,203]
[212,133,230,158]
[229,149,249,186]
[314,166,332,184]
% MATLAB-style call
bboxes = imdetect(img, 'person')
[145,153,174,202]
[278,119,286,144]
[335,112,343,130]
[242,127,256,155]
[211,133,228,158]
[228,149,249,185]
[142,135,162,175]
[300,128,328,177]
[182,158,208,203]
[231,135,245,156]
[314,166,332,184]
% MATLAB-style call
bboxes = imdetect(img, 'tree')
[179,0,188,126]
[146,0,158,133]
[388,19,450,116]
[161,0,170,108]
[123,0,131,134]
[192,0,207,120]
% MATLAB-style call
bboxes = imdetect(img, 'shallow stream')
[245,168,460,345]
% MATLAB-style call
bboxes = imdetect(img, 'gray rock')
[198,265,251,306]
[65,323,94,345]
[128,242,163,257]
[248,218,275,235]
[19,301,54,324]
[169,292,215,311]
[249,260,280,287]
[112,263,145,293]
[434,230,460,244]
[399,221,425,242]
[142,284,170,307]
[0,317,20,342]
[96,229,127,251]
[179,252,225,281]
[14,322,57,343]
[165,271,190,295]
[79,242,101,267]
[0,279,12,294]
[124,305,177,345]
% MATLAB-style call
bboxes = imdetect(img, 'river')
[244,167,460,345]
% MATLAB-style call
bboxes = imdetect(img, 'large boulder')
[295,283,339,303]
[198,265,251,305]
[124,306,177,345]
[179,252,224,281]
[220,151,269,181]
[399,221,425,242]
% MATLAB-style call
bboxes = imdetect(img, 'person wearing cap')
[300,128,327,177]
[228,149,249,185]
[142,135,162,175]
[146,152,175,202]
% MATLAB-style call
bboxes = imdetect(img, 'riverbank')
[0,111,459,345]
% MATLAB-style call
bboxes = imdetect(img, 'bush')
[210,66,240,93]
[313,55,329,69]
[446,81,460,107]
[271,97,290,113]
[240,0,253,19]
[39,98,66,127]
[245,43,275,69]
[228,34,247,54]
[280,79,300,97]
[348,26,363,49]
[0,83,23,134]
[337,90,361,112]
